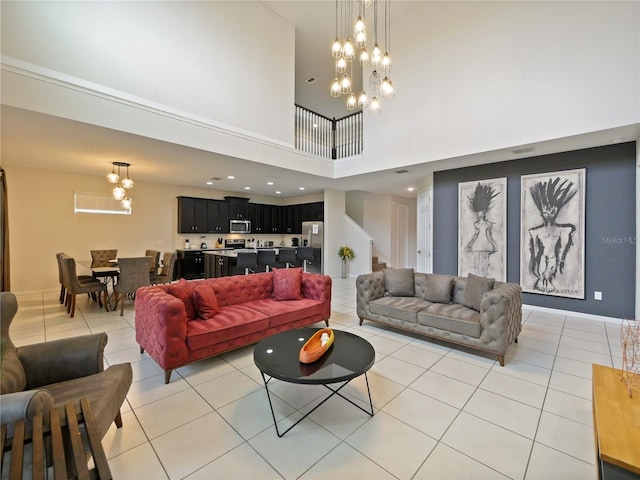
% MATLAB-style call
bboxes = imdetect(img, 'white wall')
[1,1,295,145]
[339,1,639,177]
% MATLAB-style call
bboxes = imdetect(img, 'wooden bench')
[0,398,112,480]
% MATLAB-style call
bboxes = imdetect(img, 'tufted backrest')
[145,250,160,273]
[207,273,274,307]
[1,292,27,394]
[114,257,151,294]
[90,249,117,268]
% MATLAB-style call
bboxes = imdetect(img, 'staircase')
[372,256,386,272]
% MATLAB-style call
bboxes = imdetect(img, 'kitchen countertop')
[177,248,231,252]
[204,248,292,258]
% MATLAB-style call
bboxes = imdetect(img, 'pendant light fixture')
[107,162,134,208]
[329,0,396,115]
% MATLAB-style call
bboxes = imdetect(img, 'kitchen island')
[204,248,299,278]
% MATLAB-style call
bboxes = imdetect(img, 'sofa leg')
[139,346,145,354]
[114,411,123,428]
[324,319,329,327]
[164,370,172,384]
[497,354,505,366]
[359,318,364,326]
[514,337,518,343]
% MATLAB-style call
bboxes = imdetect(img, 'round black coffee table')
[254,328,375,437]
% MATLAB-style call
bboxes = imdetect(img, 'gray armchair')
[0,292,132,439]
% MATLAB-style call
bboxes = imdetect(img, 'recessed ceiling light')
[206,181,213,185]
[407,187,415,192]
[267,181,274,185]
[299,187,305,191]
[275,191,282,194]
[227,175,235,180]
[244,186,251,190]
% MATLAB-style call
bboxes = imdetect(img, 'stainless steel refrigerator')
[301,221,323,274]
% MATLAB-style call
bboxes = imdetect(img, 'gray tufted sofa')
[356,271,522,365]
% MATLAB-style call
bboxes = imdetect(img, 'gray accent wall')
[434,142,636,318]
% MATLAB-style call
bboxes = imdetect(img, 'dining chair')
[113,257,151,316]
[90,249,117,268]
[145,249,160,275]
[61,257,109,317]
[277,249,297,269]
[56,252,96,304]
[236,252,258,275]
[150,252,177,285]
[296,247,314,273]
[257,250,277,272]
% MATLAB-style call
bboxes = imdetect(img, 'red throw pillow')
[192,283,220,320]
[272,267,303,301]
[166,279,196,321]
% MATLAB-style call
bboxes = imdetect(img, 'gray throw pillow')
[462,273,495,312]
[423,274,454,303]
[383,268,415,296]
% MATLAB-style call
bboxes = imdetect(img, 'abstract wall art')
[458,177,507,281]
[520,168,586,298]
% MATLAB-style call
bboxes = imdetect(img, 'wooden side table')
[0,397,112,480]
[592,364,640,480]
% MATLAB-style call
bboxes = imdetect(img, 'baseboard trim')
[523,303,623,325]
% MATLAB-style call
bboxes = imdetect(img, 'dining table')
[78,260,120,309]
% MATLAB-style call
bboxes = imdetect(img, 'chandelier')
[106,162,134,209]
[330,0,395,115]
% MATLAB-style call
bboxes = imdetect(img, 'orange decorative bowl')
[299,328,335,364]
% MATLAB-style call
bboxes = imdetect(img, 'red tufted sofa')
[135,271,332,383]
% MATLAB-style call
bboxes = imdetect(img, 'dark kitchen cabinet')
[177,250,205,279]
[178,197,208,234]
[283,205,301,234]
[226,196,249,220]
[267,205,284,233]
[207,200,229,233]
[249,203,266,233]
[309,202,324,221]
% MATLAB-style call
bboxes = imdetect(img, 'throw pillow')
[423,274,454,303]
[166,279,197,321]
[383,268,415,296]
[273,267,303,301]
[192,284,220,320]
[462,273,495,312]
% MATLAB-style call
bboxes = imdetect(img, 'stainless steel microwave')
[230,220,251,234]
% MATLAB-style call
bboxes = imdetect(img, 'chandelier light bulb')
[381,77,396,100]
[330,78,341,97]
[359,48,370,66]
[369,69,381,95]
[340,74,352,94]
[381,52,392,72]
[336,56,347,73]
[332,37,342,58]
[358,91,369,108]
[121,177,134,189]
[371,43,382,69]
[354,16,365,34]
[361,0,372,7]
[112,185,126,201]
[342,39,355,60]
[355,30,367,49]
[121,197,132,209]
[369,96,382,115]
[346,93,357,110]
[107,171,119,184]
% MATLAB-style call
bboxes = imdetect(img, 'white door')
[417,188,432,272]
[396,204,409,268]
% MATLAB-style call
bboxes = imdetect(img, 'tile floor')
[9,277,625,479]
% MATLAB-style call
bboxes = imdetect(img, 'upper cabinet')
[207,200,229,233]
[226,196,250,220]
[178,197,208,233]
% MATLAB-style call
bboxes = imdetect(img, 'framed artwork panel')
[520,168,586,299]
[458,177,507,281]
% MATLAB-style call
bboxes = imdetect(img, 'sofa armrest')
[17,334,107,390]
[301,273,332,319]
[479,282,523,352]
[134,286,189,370]
[1,390,55,428]
[356,272,385,318]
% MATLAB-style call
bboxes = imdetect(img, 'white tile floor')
[10,277,624,480]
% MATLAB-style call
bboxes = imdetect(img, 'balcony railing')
[295,105,363,160]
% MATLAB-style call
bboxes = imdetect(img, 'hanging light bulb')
[358,90,369,109]
[369,96,382,115]
[381,51,392,72]
[342,38,355,61]
[381,76,396,100]
[346,92,357,110]
[369,69,381,95]
[354,15,365,34]
[121,197,132,210]
[121,164,134,189]
[371,43,382,69]
[359,48,370,66]
[330,77,341,97]
[361,0,372,7]
[107,164,119,184]
[355,29,367,49]
[340,73,352,94]
[332,37,342,58]
[113,185,126,201]
[336,56,347,74]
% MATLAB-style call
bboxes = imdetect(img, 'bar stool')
[296,247,314,273]
[277,249,297,268]
[237,252,258,275]
[257,250,277,272]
